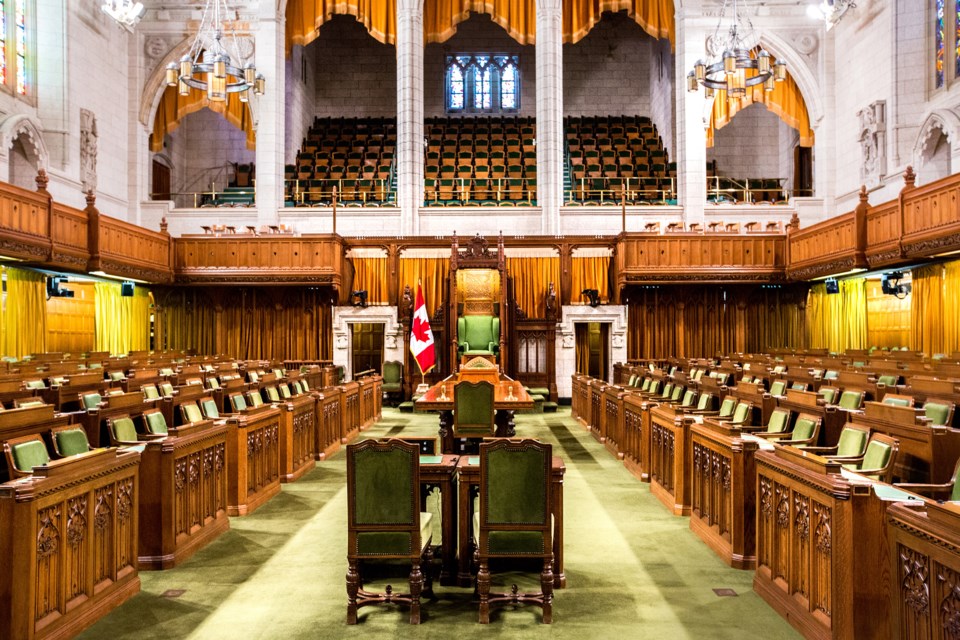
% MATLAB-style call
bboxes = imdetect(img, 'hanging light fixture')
[806,0,856,31]
[164,0,264,103]
[686,0,785,97]
[101,0,146,30]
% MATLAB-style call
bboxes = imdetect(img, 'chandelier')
[686,0,785,98]
[165,0,264,103]
[806,0,856,30]
[101,0,146,30]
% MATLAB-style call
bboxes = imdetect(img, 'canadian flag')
[410,281,436,374]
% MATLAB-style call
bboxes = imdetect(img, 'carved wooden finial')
[859,184,869,202]
[160,217,169,234]
[787,212,800,232]
[903,165,916,190]
[85,190,96,208]
[35,168,49,194]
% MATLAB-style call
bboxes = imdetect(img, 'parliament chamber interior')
[1,0,960,638]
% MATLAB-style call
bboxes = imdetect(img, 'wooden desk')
[276,393,317,483]
[455,454,566,589]
[224,405,281,516]
[414,377,534,454]
[649,405,697,515]
[418,454,460,586]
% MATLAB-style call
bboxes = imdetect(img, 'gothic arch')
[759,32,825,126]
[0,114,49,170]
[912,108,960,166]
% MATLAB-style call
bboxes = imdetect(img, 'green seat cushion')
[791,417,817,442]
[382,382,402,392]
[231,394,248,411]
[924,402,951,426]
[883,396,911,407]
[766,409,790,434]
[731,403,751,423]
[55,428,90,456]
[112,417,139,443]
[878,375,898,386]
[183,403,203,423]
[82,393,102,409]
[861,440,892,473]
[838,391,862,410]
[527,387,550,397]
[718,397,736,418]
[207,378,221,390]
[695,394,712,411]
[143,385,160,400]
[530,394,546,402]
[474,510,550,554]
[247,392,264,407]
[769,381,786,396]
[265,387,280,402]
[356,512,432,555]
[11,440,50,471]
[144,411,168,435]
[201,399,219,419]
[459,315,500,354]
[819,388,837,404]
[836,428,868,457]
[160,383,175,396]
[280,385,292,399]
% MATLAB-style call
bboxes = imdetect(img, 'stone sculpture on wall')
[80,109,98,193]
[858,100,886,188]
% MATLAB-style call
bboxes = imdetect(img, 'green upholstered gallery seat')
[646,380,662,396]
[791,382,808,391]
[717,397,736,419]
[838,390,864,410]
[729,402,752,425]
[160,382,175,396]
[454,381,495,438]
[108,416,140,445]
[788,415,821,444]
[52,427,92,457]
[300,379,310,392]
[292,381,304,394]
[923,400,954,427]
[142,384,160,400]
[180,402,204,424]
[660,382,674,399]
[474,439,554,624]
[246,391,264,408]
[82,392,103,409]
[265,386,281,403]
[159,367,175,376]
[694,392,713,411]
[143,410,169,435]
[769,380,787,396]
[346,439,432,625]
[382,360,403,397]
[627,374,638,387]
[4,436,51,477]
[640,378,652,391]
[200,397,219,419]
[108,370,125,381]
[764,408,792,434]
[693,369,705,381]
[248,371,260,383]
[457,315,500,356]
[670,385,684,402]
[802,425,869,459]
[230,393,248,412]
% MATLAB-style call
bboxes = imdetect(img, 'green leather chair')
[475,439,554,624]
[3,435,51,477]
[346,439,432,625]
[160,382,175,397]
[833,434,899,482]
[877,374,899,387]
[457,315,500,357]
[769,380,787,396]
[180,401,204,424]
[200,397,220,419]
[245,391,264,408]
[882,394,914,407]
[265,386,281,403]
[142,409,169,435]
[454,381,495,438]
[51,426,92,457]
[81,392,103,410]
[669,385,684,402]
[382,360,403,405]
[689,392,714,413]
[640,378,652,392]
[230,393,248,412]
[207,377,221,390]
[107,415,141,446]
[819,386,839,405]
[744,407,792,435]
[142,384,160,400]
[837,390,864,411]
[802,424,870,460]
[279,384,292,399]
[273,368,285,380]
[923,400,955,427]
[23,379,45,390]
[679,389,698,408]
[756,413,821,446]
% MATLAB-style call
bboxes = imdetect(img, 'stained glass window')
[445,54,520,113]
[0,0,6,87]
[937,0,945,88]
[14,0,23,94]
[955,0,960,78]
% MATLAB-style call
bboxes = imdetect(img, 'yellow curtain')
[46,281,96,354]
[351,257,388,305]
[424,0,536,44]
[944,261,960,355]
[150,85,255,152]
[286,0,397,52]
[707,67,813,148]
[2,267,47,359]
[865,280,910,349]
[806,278,867,353]
[562,0,674,46]
[910,264,944,356]
[398,258,449,319]
[571,256,611,304]
[95,283,152,355]
[506,257,560,319]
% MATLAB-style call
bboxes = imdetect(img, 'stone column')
[674,3,707,228]
[536,0,564,234]
[396,0,424,235]
[255,5,286,226]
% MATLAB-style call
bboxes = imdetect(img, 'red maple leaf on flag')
[412,315,430,342]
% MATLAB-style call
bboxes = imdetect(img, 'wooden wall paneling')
[901,170,960,259]
[865,200,903,267]
[45,281,96,354]
[96,215,173,283]
[277,393,318,483]
[866,280,911,349]
[49,203,90,272]
[224,405,281,516]
[0,182,51,262]
[649,405,695,516]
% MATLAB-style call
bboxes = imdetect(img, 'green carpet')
[78,408,800,639]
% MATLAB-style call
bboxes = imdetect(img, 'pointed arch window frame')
[934,0,960,91]
[445,53,521,114]
[0,0,33,101]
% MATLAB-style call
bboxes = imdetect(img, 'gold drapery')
[398,258,449,319]
[95,283,152,356]
[150,85,255,152]
[865,279,911,350]
[707,67,813,148]
[350,257,389,305]
[46,282,96,354]
[154,288,333,361]
[2,267,47,359]
[424,0,536,44]
[627,285,807,359]
[910,264,944,355]
[562,0,675,46]
[506,257,560,319]
[806,279,867,353]
[944,261,960,355]
[286,0,397,52]
[571,256,611,305]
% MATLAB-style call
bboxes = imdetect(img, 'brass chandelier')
[686,0,785,98]
[165,0,264,102]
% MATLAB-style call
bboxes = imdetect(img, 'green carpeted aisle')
[78,408,800,639]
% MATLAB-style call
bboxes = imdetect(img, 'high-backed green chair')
[454,381,495,438]
[877,374,899,387]
[230,393,248,412]
[923,399,955,427]
[279,384,292,399]
[142,384,160,400]
[245,391,264,408]
[23,379,45,390]
[160,382,175,397]
[81,392,103,410]
[207,377,221,390]
[726,401,753,426]
[382,361,404,405]
[802,424,870,459]
[837,390,864,411]
[744,407,792,435]
[265,386,281,403]
[475,439,554,624]
[346,439,432,625]
[690,392,714,413]
[457,315,500,357]
[51,426,92,457]
[679,389,698,408]
[819,386,839,405]
[897,457,960,500]
[833,433,899,482]
[199,397,220,419]
[180,401,204,424]
[756,413,821,446]
[107,415,141,446]
[769,380,787,396]
[142,409,169,435]
[3,434,51,477]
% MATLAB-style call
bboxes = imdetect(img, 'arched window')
[445,54,520,114]
[0,0,31,97]
[935,0,960,89]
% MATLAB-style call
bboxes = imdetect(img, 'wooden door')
[152,159,171,200]
[352,323,384,376]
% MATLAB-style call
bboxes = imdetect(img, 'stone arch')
[0,113,49,172]
[758,32,825,126]
[913,108,960,166]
